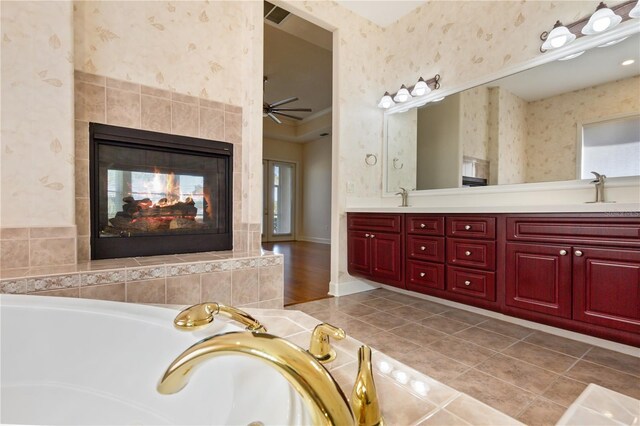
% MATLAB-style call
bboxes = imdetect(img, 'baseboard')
[329,278,379,296]
[297,236,330,244]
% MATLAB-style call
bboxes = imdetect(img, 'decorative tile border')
[0,253,284,309]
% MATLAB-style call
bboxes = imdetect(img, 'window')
[580,115,640,179]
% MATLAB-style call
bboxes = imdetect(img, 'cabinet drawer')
[407,260,445,291]
[447,266,496,301]
[447,239,496,270]
[507,217,640,247]
[407,236,445,263]
[347,213,401,233]
[406,215,445,235]
[447,216,496,239]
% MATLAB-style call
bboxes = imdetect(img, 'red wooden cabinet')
[505,242,573,318]
[573,246,640,333]
[347,214,404,288]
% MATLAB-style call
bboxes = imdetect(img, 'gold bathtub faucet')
[157,331,384,426]
[173,302,267,333]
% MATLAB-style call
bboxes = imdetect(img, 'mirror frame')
[382,20,640,196]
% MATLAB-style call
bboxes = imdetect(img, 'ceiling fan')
[263,77,312,124]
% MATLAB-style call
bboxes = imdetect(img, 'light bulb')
[630,0,640,18]
[582,3,621,35]
[393,85,412,103]
[541,22,575,51]
[377,92,395,109]
[410,77,430,97]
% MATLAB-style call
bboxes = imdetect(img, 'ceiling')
[335,0,428,27]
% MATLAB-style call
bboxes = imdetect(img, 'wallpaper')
[386,109,417,192]
[461,86,490,162]
[496,87,528,185]
[1,1,75,227]
[526,75,640,182]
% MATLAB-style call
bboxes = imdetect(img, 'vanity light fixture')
[431,96,446,102]
[377,74,440,109]
[377,92,395,109]
[539,0,636,53]
[410,77,430,96]
[630,0,640,18]
[541,21,576,50]
[393,85,412,103]
[622,59,635,65]
[582,2,622,34]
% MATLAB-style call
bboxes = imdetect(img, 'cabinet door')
[573,247,640,333]
[506,242,572,318]
[370,232,403,286]
[348,231,371,277]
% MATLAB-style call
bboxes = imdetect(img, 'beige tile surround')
[0,227,76,269]
[0,251,284,309]
[73,70,257,262]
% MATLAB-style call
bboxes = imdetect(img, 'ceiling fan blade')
[269,97,299,108]
[273,111,303,120]
[267,112,282,124]
[271,107,312,112]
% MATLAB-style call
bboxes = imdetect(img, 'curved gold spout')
[174,302,266,332]
[157,331,355,425]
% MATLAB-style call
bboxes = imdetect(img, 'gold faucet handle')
[174,302,267,333]
[308,323,346,363]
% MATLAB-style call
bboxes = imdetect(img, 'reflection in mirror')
[385,32,640,192]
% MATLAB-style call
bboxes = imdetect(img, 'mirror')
[385,31,640,192]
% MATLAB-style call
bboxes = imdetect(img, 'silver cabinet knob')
[575,250,583,257]
[420,272,426,277]
[370,234,375,238]
[365,233,370,237]
[420,223,426,228]
[464,225,471,230]
[420,246,426,251]
[559,250,567,256]
[464,251,472,256]
[464,280,471,286]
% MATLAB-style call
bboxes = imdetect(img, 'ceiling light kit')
[539,0,639,55]
[377,74,441,109]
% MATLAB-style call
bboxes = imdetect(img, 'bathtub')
[0,295,308,425]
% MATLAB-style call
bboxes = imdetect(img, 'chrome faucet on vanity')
[588,171,610,203]
[396,187,409,207]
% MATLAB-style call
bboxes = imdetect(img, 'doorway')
[262,160,296,242]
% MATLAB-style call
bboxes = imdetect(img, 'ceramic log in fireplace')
[90,123,233,259]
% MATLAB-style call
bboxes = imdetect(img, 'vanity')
[347,212,640,346]
[350,14,640,347]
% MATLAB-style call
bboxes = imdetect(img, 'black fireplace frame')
[89,123,233,259]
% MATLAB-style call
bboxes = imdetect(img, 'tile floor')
[287,288,640,426]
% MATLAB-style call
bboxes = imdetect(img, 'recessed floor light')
[622,59,635,66]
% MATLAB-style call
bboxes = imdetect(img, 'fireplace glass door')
[91,124,232,259]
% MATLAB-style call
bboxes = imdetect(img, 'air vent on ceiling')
[264,1,290,24]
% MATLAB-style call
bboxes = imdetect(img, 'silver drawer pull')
[464,225,472,230]
[420,272,426,277]
[464,251,472,256]
[559,250,567,256]
[370,234,375,238]
[464,280,471,286]
[575,250,583,257]
[420,246,426,251]
[420,223,426,228]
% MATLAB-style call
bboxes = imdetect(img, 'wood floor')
[261,241,332,306]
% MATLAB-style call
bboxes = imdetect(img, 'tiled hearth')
[0,251,283,309]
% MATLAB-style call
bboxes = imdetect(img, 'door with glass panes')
[262,160,295,241]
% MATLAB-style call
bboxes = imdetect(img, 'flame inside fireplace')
[106,168,208,234]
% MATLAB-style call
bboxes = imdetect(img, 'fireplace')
[90,123,233,259]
